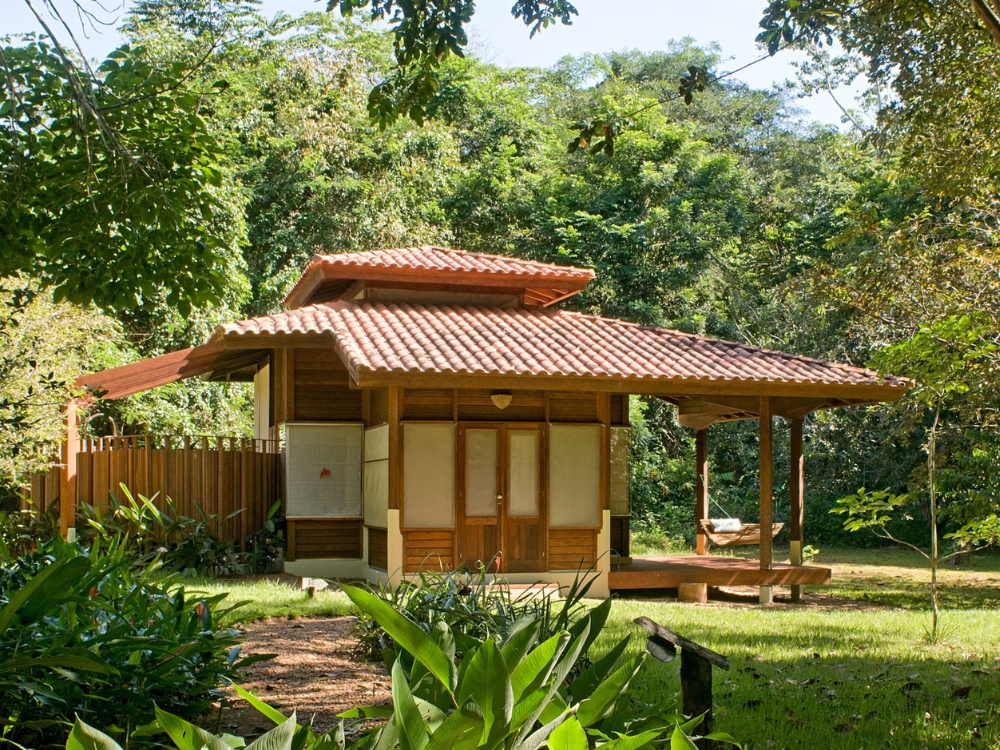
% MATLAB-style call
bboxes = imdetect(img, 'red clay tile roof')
[283,246,594,309]
[214,301,908,398]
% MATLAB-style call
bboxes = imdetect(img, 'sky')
[3,0,852,126]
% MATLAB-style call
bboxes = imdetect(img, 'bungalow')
[65,246,908,599]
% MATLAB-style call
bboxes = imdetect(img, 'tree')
[2,5,244,314]
[759,0,1000,203]
[834,315,1000,640]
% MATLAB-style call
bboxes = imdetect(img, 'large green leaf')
[510,632,569,701]
[568,598,611,658]
[0,556,90,633]
[568,636,631,702]
[510,688,549,733]
[514,713,570,750]
[155,706,233,750]
[599,730,663,750]
[669,724,698,750]
[245,715,297,750]
[545,716,588,750]
[424,702,484,750]
[500,618,541,666]
[456,640,512,750]
[576,654,645,727]
[342,584,455,697]
[229,682,289,726]
[393,657,430,750]
[66,717,124,750]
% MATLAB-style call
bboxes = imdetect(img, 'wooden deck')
[609,555,832,590]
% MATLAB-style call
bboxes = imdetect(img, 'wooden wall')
[287,518,363,560]
[403,529,455,572]
[368,527,388,570]
[293,349,363,422]
[548,528,597,570]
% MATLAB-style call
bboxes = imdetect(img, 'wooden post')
[758,396,773,604]
[695,429,709,555]
[635,617,730,748]
[59,399,80,539]
[790,417,805,602]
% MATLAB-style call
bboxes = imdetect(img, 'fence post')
[59,399,80,539]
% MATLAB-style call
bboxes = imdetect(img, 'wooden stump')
[678,583,708,604]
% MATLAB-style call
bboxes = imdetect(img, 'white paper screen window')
[284,424,363,518]
[403,423,455,528]
[465,429,498,518]
[548,424,601,527]
[610,427,631,516]
[364,426,389,528]
[507,430,539,517]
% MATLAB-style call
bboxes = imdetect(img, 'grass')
[181,576,354,623]
[187,549,1000,749]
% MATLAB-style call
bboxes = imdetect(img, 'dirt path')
[213,617,391,737]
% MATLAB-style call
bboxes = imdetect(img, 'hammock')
[698,519,784,547]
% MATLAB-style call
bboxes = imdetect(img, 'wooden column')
[387,387,402,511]
[789,417,805,602]
[695,429,709,555]
[59,400,80,539]
[758,396,773,604]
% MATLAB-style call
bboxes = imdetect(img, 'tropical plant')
[0,536,259,747]
[78,484,246,576]
[62,581,740,750]
[353,559,595,661]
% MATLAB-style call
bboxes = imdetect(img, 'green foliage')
[0,537,256,747]
[353,561,595,661]
[331,0,577,127]
[78,485,284,576]
[0,38,241,314]
[0,281,122,493]
[0,505,59,558]
[78,486,245,576]
[63,582,740,750]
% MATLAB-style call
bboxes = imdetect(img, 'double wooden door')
[457,424,545,573]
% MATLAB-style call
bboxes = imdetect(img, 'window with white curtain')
[403,423,455,528]
[548,424,601,527]
[284,424,363,518]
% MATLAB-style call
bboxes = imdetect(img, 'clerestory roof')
[283,245,595,309]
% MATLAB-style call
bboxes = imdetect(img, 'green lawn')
[183,576,354,623]
[186,549,1000,750]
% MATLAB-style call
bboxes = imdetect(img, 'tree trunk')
[928,403,941,641]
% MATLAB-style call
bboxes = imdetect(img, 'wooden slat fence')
[26,435,279,544]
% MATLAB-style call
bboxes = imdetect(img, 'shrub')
[353,559,595,661]
[78,485,286,577]
[0,503,58,558]
[0,536,260,747]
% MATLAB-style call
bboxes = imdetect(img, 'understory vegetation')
[0,536,258,748]
[2,0,999,561]
[207,553,1000,750]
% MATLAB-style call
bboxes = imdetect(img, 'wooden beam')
[759,396,773,604]
[59,400,80,539]
[387,387,402,510]
[695,429,709,556]
[353,369,909,403]
[790,416,805,603]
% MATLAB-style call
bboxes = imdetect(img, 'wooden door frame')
[455,422,548,573]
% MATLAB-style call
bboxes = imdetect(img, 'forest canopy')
[1,0,997,550]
